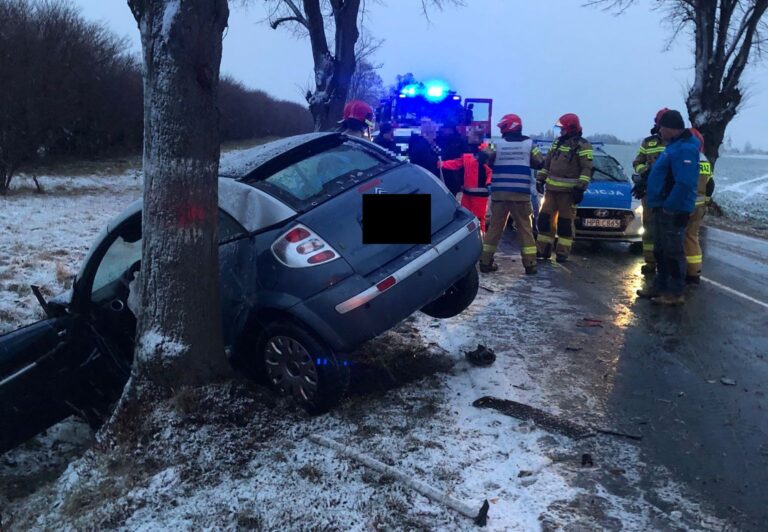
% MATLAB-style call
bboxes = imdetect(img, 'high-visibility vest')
[491,138,533,194]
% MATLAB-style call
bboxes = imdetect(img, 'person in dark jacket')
[636,109,701,305]
[408,117,441,178]
[436,121,469,195]
[374,123,397,152]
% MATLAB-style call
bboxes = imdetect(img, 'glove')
[631,182,646,200]
[572,188,585,205]
[536,180,545,194]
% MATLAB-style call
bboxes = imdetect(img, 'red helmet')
[497,113,522,135]
[555,113,581,136]
[654,107,670,126]
[689,127,705,153]
[341,100,374,126]
[479,141,496,152]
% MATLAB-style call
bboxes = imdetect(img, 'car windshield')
[592,155,629,182]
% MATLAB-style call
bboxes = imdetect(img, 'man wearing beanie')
[637,109,701,305]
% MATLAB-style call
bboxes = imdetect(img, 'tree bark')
[125,0,231,399]
[302,0,360,131]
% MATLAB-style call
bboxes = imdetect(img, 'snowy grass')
[1,147,732,530]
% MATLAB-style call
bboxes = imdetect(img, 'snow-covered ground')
[1,147,731,530]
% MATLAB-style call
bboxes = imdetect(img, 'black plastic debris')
[581,453,594,467]
[472,396,596,439]
[474,499,490,527]
[465,345,496,367]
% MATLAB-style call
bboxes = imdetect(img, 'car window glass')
[592,155,628,182]
[262,144,380,201]
[91,210,247,296]
[92,234,142,294]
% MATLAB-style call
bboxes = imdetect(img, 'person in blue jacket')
[637,109,701,305]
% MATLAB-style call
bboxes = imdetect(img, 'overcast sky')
[76,0,768,149]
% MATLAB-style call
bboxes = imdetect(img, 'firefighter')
[636,110,700,305]
[631,107,670,275]
[479,114,544,274]
[684,128,715,284]
[338,100,374,139]
[535,113,593,263]
[439,142,495,233]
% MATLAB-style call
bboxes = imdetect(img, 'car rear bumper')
[288,214,482,352]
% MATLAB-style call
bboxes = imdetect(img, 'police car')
[535,141,643,251]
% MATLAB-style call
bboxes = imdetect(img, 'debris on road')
[581,453,594,467]
[472,397,596,439]
[720,377,737,386]
[565,346,583,352]
[309,433,491,527]
[479,285,495,293]
[472,397,644,442]
[577,318,604,328]
[465,345,496,367]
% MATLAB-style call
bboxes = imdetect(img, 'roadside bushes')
[0,0,312,194]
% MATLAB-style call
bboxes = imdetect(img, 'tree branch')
[270,15,307,29]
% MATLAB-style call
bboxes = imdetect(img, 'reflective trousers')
[683,204,706,277]
[641,197,655,264]
[461,194,489,233]
[481,199,537,268]
[536,190,576,258]
[652,209,689,296]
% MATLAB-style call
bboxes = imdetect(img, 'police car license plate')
[583,218,621,228]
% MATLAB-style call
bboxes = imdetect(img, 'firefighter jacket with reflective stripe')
[697,152,714,205]
[536,135,593,190]
[647,130,700,212]
[440,154,492,197]
[632,134,666,177]
[490,137,543,196]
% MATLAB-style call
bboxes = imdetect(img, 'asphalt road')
[502,225,768,530]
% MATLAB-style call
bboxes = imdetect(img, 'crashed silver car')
[1,133,483,454]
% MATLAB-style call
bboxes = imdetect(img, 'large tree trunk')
[303,0,360,131]
[124,0,231,402]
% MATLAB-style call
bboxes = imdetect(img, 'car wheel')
[420,266,479,319]
[629,241,643,255]
[258,322,349,415]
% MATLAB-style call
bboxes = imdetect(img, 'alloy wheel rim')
[264,335,319,403]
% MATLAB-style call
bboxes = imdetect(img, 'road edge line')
[701,277,768,310]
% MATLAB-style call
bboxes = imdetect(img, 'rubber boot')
[524,265,538,275]
[479,262,499,273]
[556,254,568,263]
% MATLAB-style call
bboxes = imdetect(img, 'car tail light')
[271,224,340,268]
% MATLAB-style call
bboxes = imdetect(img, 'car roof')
[218,132,338,179]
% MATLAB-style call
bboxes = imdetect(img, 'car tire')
[629,242,643,255]
[257,322,349,415]
[420,266,479,319]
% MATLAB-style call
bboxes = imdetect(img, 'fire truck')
[374,77,493,156]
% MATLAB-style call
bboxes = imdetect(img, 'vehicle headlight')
[633,204,643,217]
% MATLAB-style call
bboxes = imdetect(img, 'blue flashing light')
[423,79,450,102]
[400,83,420,97]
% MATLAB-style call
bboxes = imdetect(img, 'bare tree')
[263,0,462,131]
[347,60,385,106]
[589,0,768,167]
[115,0,232,422]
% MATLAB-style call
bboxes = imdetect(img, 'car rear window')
[259,144,382,201]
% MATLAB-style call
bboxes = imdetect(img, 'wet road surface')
[500,225,768,530]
